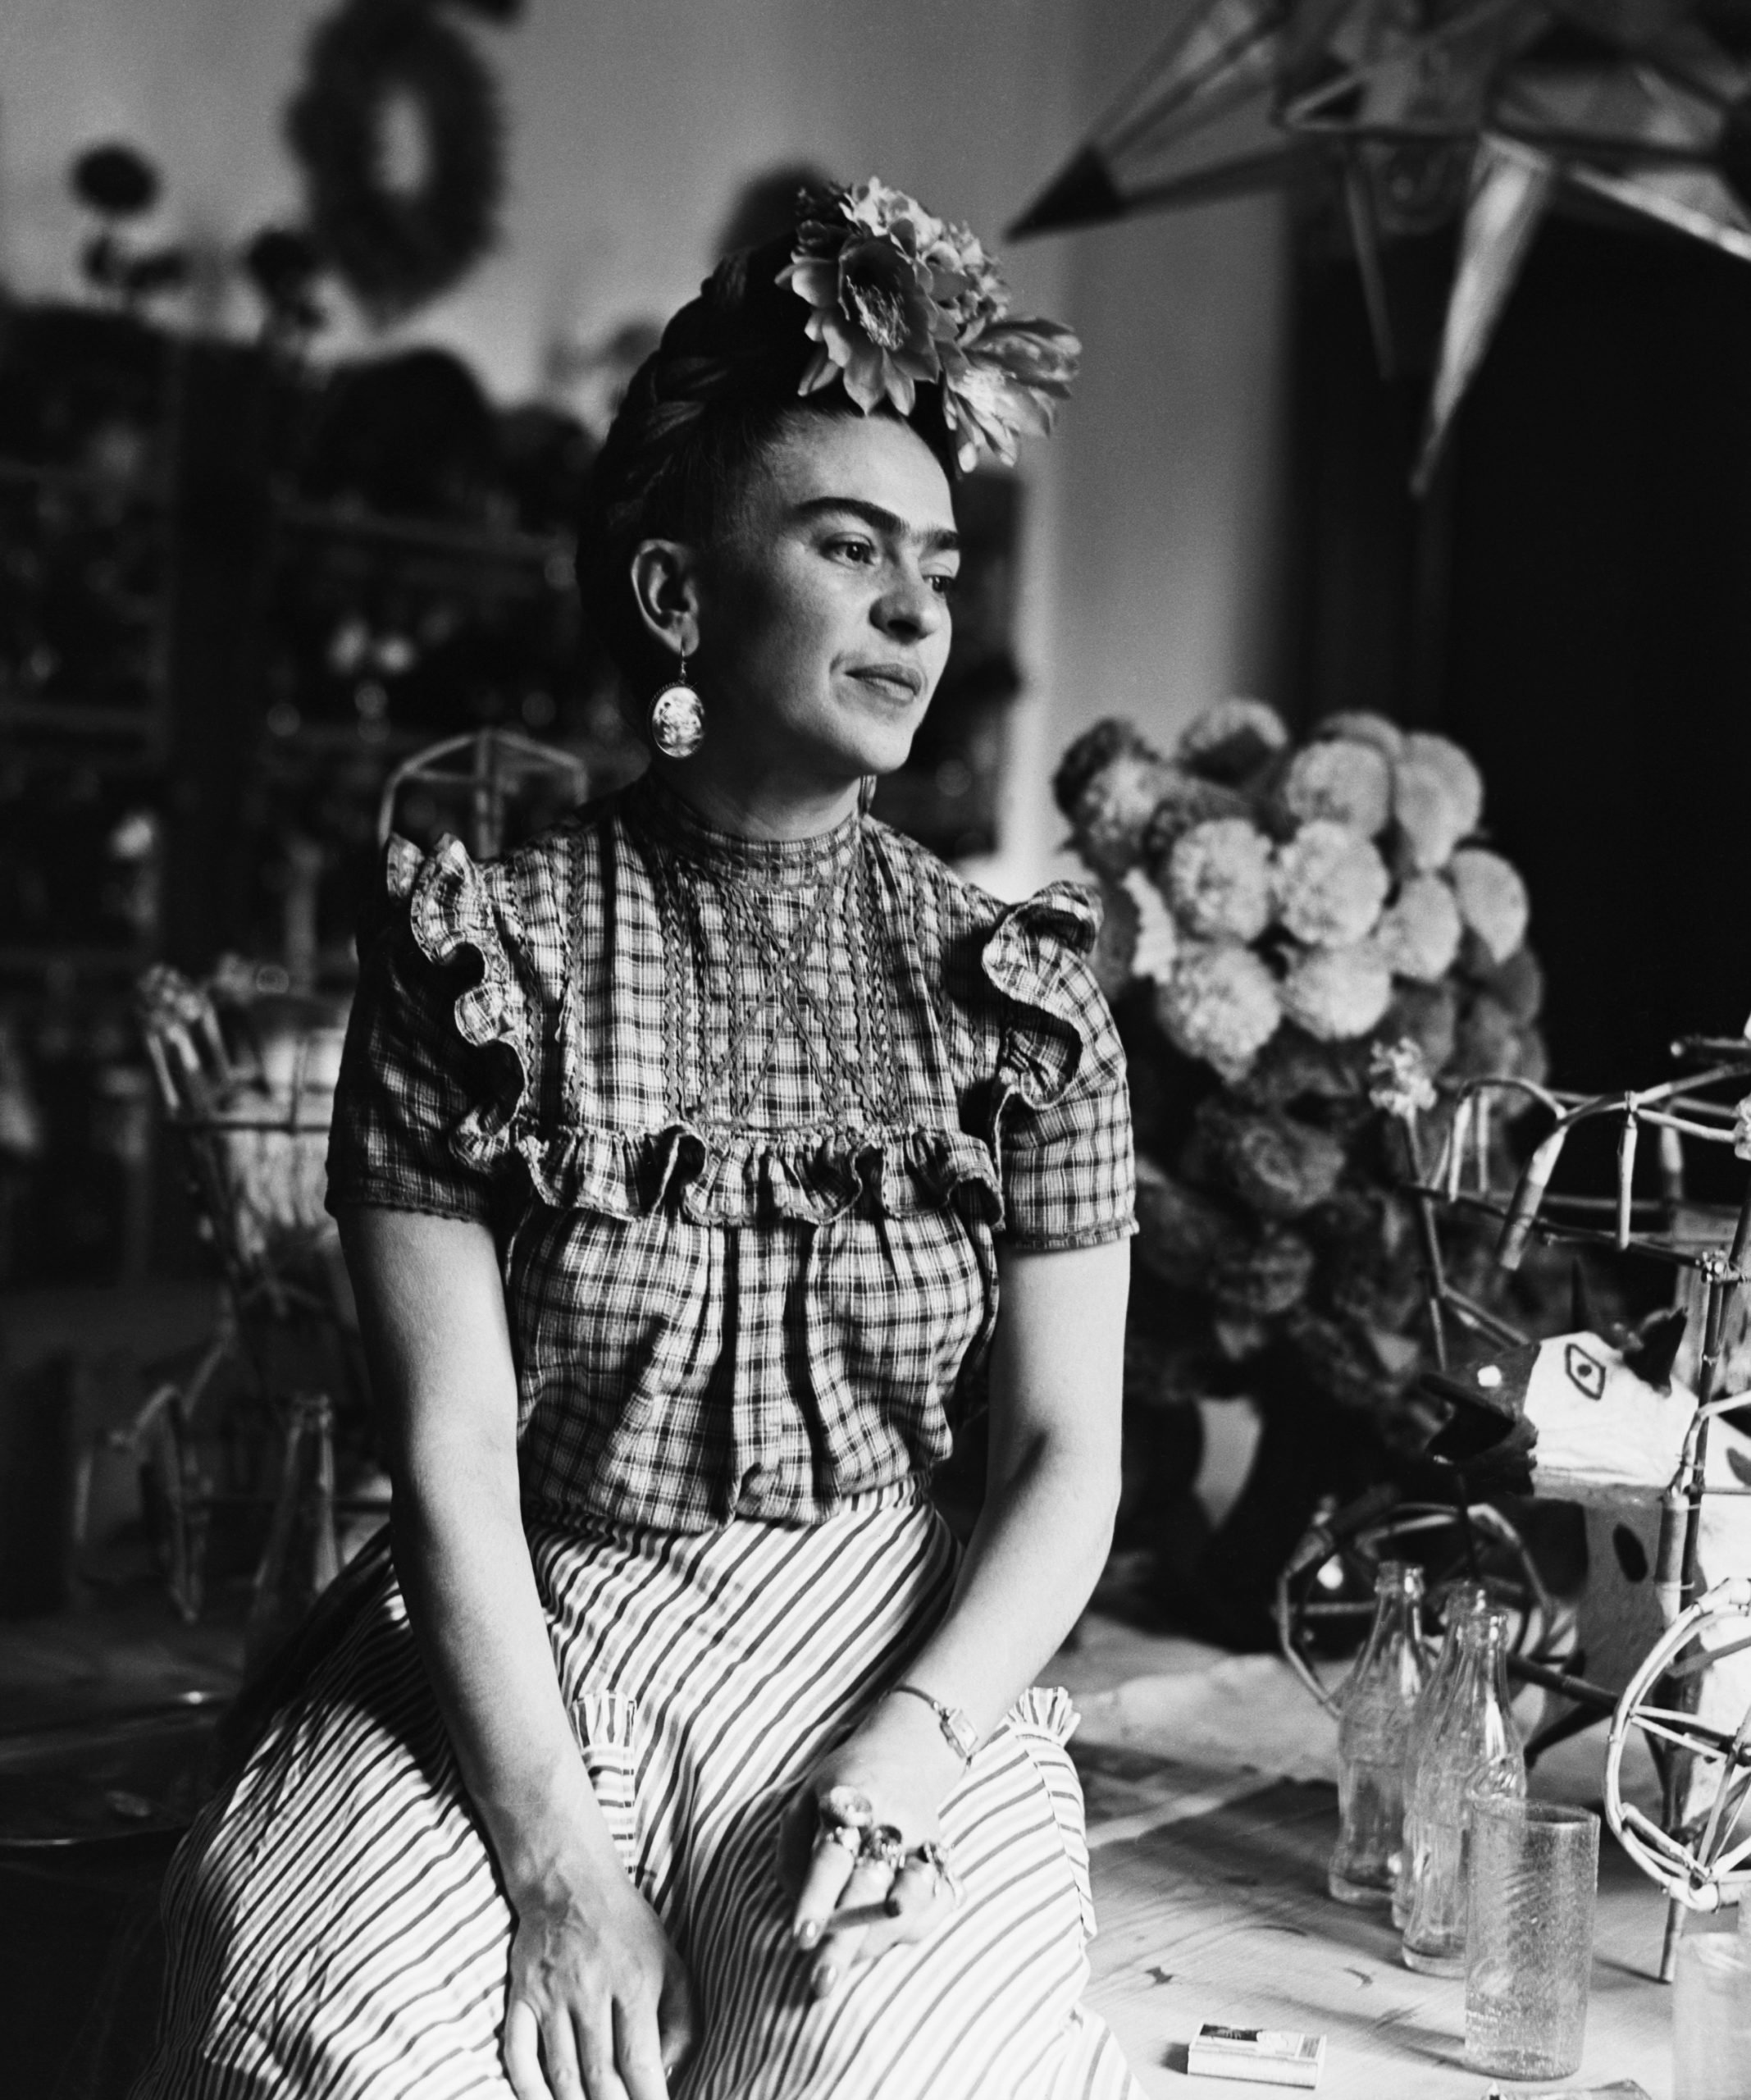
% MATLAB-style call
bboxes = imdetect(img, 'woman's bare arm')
[786,1238,1129,1984]
[338,1206,692,2100]
[905,1237,1130,1723]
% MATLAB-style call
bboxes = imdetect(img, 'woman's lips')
[846,663,923,701]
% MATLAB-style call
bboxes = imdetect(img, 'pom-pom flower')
[1176,697,1288,785]
[1233,1026,1363,1109]
[1091,881,1138,1000]
[1375,873,1463,982]
[1316,710,1405,761]
[1133,1158,1244,1287]
[1392,732,1484,871]
[1286,1308,1405,1413]
[1384,982,1459,1072]
[1141,769,1252,868]
[1052,717,1138,818]
[1275,820,1390,948]
[1155,940,1282,1080]
[1121,867,1179,984]
[1051,700,1541,1456]
[1279,941,1394,1043]
[1516,1026,1551,1087]
[1194,1099,1348,1220]
[1451,991,1521,1080]
[1478,944,1544,1025]
[782,179,1079,471]
[1165,817,1275,943]
[1279,738,1393,837]
[1054,721,1174,879]
[1212,1227,1316,1320]
[1448,847,1530,965]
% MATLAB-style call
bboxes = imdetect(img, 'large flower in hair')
[940,319,1081,469]
[781,178,1081,464]
[783,183,955,413]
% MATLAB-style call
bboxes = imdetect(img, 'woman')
[140,181,1141,2100]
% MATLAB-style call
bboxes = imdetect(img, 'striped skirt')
[135,1486,1143,2099]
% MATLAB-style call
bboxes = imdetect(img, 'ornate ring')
[817,1786,875,1833]
[906,1838,965,1905]
[815,1820,864,1860]
[860,1823,905,1873]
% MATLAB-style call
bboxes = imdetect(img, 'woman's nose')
[873,568,946,643]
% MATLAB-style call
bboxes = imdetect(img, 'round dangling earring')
[647,651,705,760]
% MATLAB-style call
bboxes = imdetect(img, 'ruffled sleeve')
[982,881,1136,1253]
[325,834,531,1222]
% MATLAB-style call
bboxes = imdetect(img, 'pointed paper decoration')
[1566,162,1751,264]
[1013,0,1751,490]
[1413,135,1556,493]
[1009,0,1293,235]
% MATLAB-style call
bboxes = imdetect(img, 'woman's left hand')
[777,1692,969,1999]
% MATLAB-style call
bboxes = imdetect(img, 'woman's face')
[688,410,959,798]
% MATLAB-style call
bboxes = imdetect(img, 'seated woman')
[139,180,1140,2100]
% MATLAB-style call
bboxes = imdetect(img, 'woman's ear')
[629,540,701,660]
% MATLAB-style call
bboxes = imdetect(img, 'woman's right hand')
[503,1864,697,2100]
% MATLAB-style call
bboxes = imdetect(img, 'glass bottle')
[1329,1559,1428,1906]
[1393,1579,1490,1929]
[1401,1603,1525,1975]
[1672,1901,1751,2100]
[244,1391,340,1677]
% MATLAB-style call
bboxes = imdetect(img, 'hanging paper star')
[1011,0,1751,488]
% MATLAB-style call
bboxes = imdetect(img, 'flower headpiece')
[777,179,1080,472]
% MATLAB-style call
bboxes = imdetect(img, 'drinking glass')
[1462,1794,1599,2080]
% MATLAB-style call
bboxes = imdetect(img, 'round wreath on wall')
[286,0,505,326]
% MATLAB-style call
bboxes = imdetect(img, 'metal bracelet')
[887,1682,979,1764]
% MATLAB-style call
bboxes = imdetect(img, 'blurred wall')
[0,0,1288,892]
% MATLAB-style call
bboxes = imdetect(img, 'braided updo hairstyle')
[577,229,961,687]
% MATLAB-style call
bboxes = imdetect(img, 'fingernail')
[812,1962,838,1997]
[796,1920,821,1950]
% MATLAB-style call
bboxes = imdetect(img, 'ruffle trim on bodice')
[386,829,1107,1229]
[392,833,531,1169]
[981,881,1104,1112]
[508,1121,1003,1228]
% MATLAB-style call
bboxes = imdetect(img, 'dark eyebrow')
[791,495,960,556]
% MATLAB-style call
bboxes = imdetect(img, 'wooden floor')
[1078,1747,1674,2100]
[0,1589,1683,2099]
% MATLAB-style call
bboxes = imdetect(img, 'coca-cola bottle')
[1401,1603,1525,1975]
[1393,1580,1489,1929]
[1329,1559,1427,1906]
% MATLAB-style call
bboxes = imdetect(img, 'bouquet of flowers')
[1056,699,1548,1448]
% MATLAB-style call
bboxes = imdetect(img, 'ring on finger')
[906,1838,965,1905]
[815,1820,865,1860]
[860,1823,905,1873]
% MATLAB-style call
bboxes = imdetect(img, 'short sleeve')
[325,836,528,1222]
[982,883,1137,1253]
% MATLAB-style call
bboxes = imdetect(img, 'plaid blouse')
[326,772,1134,1532]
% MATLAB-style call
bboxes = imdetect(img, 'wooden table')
[1081,1757,1672,2098]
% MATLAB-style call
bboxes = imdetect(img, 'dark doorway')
[1284,210,1751,1096]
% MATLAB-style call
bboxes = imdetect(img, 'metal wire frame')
[375,726,587,861]
[1607,1577,1751,1911]
[131,967,371,1619]
[1403,1040,1751,1974]
[1274,1495,1557,1719]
